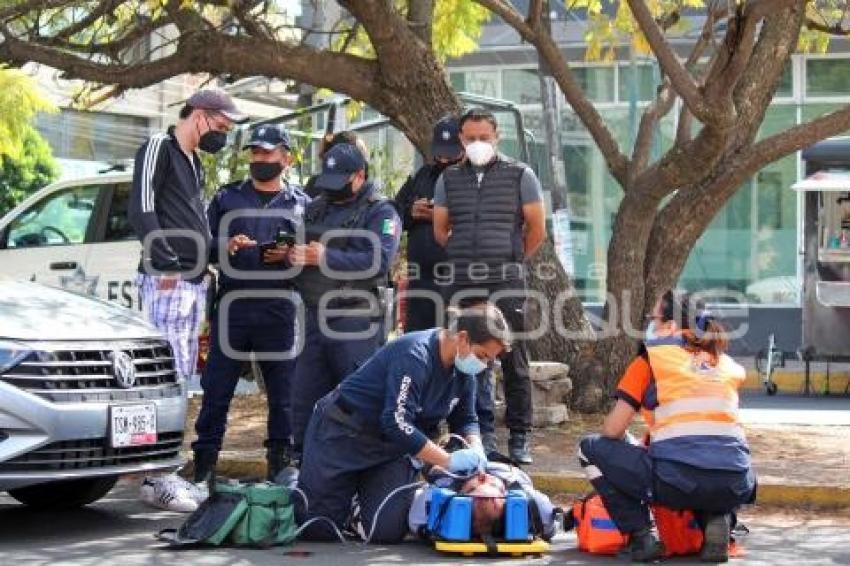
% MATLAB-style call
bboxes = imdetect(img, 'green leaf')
[0,67,57,160]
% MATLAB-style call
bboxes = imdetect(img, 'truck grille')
[0,432,183,472]
[0,340,181,403]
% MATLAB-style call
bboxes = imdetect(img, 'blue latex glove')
[448,448,487,474]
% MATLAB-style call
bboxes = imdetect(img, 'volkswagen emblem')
[110,351,136,389]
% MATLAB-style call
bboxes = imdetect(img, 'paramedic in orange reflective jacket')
[577,290,756,563]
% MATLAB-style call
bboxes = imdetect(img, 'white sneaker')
[186,479,209,504]
[139,475,198,513]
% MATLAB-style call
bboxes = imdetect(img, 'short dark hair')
[448,302,512,350]
[459,108,498,131]
[178,104,195,120]
[321,130,359,155]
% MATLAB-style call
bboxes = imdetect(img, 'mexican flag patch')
[382,218,398,237]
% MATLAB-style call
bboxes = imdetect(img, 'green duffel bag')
[157,480,296,548]
[225,481,296,547]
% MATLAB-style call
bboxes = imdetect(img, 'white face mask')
[645,321,658,341]
[464,141,496,166]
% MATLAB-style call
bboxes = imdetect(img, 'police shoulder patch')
[381,217,398,237]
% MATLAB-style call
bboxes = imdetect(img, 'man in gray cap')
[129,88,247,512]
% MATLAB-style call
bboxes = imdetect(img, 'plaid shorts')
[136,274,208,379]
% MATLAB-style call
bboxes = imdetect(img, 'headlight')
[0,340,33,374]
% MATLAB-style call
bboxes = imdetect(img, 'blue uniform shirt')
[336,329,479,455]
[310,182,400,277]
[207,178,309,321]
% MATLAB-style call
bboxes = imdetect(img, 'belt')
[327,395,390,443]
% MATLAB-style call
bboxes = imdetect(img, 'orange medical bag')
[571,494,629,555]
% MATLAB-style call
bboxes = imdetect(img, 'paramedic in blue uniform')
[191,124,309,483]
[577,290,756,563]
[289,142,401,461]
[296,303,512,543]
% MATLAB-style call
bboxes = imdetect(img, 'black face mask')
[250,161,283,182]
[435,158,462,171]
[197,114,228,154]
[325,183,354,203]
[199,130,227,154]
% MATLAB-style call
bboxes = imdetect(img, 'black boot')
[700,513,730,563]
[192,449,218,483]
[508,431,533,465]
[622,526,665,563]
[265,440,294,481]
[481,432,499,456]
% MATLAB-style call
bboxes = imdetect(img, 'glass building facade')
[446,53,850,306]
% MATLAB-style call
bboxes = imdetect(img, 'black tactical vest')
[443,158,525,284]
[295,192,387,307]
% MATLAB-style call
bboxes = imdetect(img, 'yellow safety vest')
[646,343,746,445]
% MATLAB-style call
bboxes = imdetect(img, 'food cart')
[790,139,850,393]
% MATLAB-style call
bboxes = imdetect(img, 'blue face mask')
[454,351,488,376]
[645,321,658,342]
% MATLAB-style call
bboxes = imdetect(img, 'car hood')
[0,281,161,341]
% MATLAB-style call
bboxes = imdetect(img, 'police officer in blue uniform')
[296,303,512,543]
[289,142,401,460]
[191,124,309,482]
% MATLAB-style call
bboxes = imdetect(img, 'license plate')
[110,404,157,448]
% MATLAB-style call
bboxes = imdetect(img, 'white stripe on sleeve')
[142,134,167,213]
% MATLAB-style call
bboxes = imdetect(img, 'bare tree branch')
[744,104,850,175]
[474,0,629,185]
[232,0,272,39]
[527,0,544,31]
[632,4,725,178]
[676,106,695,145]
[13,14,170,59]
[407,0,434,45]
[51,0,119,40]
[0,0,74,22]
[0,23,381,103]
[626,0,711,124]
[474,0,536,42]
[630,81,675,181]
[732,2,805,128]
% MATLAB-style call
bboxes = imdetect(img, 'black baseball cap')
[244,124,291,151]
[314,143,366,191]
[186,89,249,124]
[431,116,463,160]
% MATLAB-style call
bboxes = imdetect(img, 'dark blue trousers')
[578,434,756,534]
[296,391,417,543]
[290,309,382,452]
[192,310,296,451]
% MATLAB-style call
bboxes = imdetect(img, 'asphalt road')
[1,484,849,565]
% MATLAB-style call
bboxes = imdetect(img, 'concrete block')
[495,402,569,427]
[529,361,570,382]
[532,377,573,407]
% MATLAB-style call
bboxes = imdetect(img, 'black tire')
[766,381,779,396]
[7,475,119,509]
